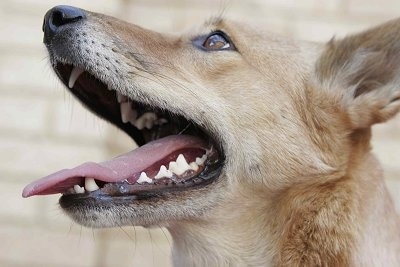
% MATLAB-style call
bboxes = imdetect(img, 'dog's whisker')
[131,223,137,260]
[91,228,95,242]
[132,65,191,95]
[117,225,134,242]
[79,225,82,246]
[159,227,172,250]
[178,122,192,135]
[147,229,156,267]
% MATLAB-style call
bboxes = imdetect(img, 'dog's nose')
[43,5,86,44]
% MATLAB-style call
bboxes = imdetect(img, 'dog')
[22,5,400,266]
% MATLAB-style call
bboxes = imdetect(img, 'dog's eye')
[193,31,235,51]
[203,32,231,50]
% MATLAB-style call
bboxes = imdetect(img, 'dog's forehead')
[208,19,321,87]
[199,17,321,65]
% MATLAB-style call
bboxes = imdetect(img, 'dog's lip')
[22,56,224,198]
[22,135,209,197]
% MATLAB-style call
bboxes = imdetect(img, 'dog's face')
[23,6,400,230]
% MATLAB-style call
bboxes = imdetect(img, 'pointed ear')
[315,19,400,129]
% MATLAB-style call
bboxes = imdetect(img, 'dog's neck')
[167,191,276,266]
[169,222,273,266]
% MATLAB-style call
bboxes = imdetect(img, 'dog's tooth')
[144,113,157,129]
[134,112,157,130]
[73,184,85,194]
[145,118,155,130]
[189,162,199,171]
[176,154,191,171]
[137,172,153,184]
[168,161,185,176]
[84,177,99,192]
[154,165,173,179]
[117,92,128,103]
[195,154,207,166]
[68,66,85,88]
[155,118,168,126]
[133,117,145,130]
[120,102,131,123]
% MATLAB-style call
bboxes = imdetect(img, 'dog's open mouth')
[22,63,223,200]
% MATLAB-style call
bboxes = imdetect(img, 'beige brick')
[30,194,73,228]
[0,53,56,92]
[0,96,49,133]
[291,18,372,42]
[385,179,400,213]
[0,181,37,220]
[371,137,400,171]
[105,127,138,156]
[0,180,72,230]
[313,0,347,13]
[100,227,171,267]
[373,117,400,138]
[251,0,317,10]
[123,5,208,31]
[2,0,121,18]
[0,137,106,178]
[0,12,44,48]
[0,225,97,267]
[372,119,400,185]
[348,0,400,17]
[52,98,111,142]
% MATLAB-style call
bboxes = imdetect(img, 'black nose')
[43,5,86,44]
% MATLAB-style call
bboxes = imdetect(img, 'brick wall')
[1,0,399,266]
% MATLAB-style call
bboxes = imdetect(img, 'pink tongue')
[22,135,207,198]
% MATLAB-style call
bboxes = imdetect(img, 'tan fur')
[48,9,400,266]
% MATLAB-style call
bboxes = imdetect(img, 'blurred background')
[0,0,399,266]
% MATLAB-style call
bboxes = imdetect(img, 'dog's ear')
[315,19,400,129]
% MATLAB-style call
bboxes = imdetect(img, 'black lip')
[59,159,223,208]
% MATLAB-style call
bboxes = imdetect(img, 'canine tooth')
[120,102,131,123]
[73,184,85,194]
[68,66,84,88]
[195,155,207,166]
[154,165,173,179]
[176,154,191,170]
[84,177,99,192]
[117,92,128,103]
[189,162,199,171]
[137,172,153,184]
[168,161,185,175]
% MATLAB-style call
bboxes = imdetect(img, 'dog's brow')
[204,16,224,28]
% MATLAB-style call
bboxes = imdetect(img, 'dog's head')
[23,6,400,229]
